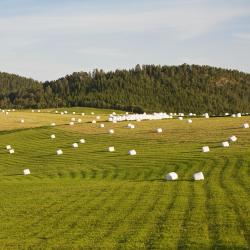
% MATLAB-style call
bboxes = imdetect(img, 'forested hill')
[1,64,250,114]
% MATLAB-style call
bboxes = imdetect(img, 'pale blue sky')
[0,0,250,81]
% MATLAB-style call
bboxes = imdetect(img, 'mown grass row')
[0,109,250,249]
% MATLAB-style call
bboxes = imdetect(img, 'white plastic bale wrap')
[222,141,229,147]
[193,172,204,181]
[23,169,30,175]
[165,172,178,181]
[229,135,237,142]
[57,149,63,155]
[202,146,210,152]
[108,146,115,152]
[129,149,137,155]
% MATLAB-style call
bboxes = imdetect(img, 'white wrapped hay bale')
[71,117,76,122]
[204,113,209,118]
[61,112,64,115]
[202,146,210,153]
[64,111,68,114]
[236,113,241,118]
[72,112,76,115]
[50,134,56,139]
[187,119,192,123]
[72,143,78,148]
[156,128,163,133]
[9,149,15,154]
[38,110,41,113]
[109,129,114,134]
[100,123,105,128]
[221,141,229,147]
[32,110,34,113]
[92,120,96,124]
[81,113,85,116]
[129,149,137,155]
[6,145,12,150]
[229,135,237,142]
[96,116,100,120]
[178,117,183,120]
[193,172,204,181]
[231,114,236,117]
[20,119,24,123]
[165,172,178,181]
[77,118,82,123]
[91,112,95,115]
[79,139,85,144]
[108,146,115,152]
[23,169,30,176]
[56,149,63,155]
[55,110,58,113]
[69,122,74,126]
[128,124,135,129]
[242,123,249,128]
[51,122,56,126]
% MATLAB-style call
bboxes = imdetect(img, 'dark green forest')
[1,64,250,114]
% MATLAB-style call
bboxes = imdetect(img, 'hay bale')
[92,120,96,124]
[20,119,24,123]
[61,112,64,115]
[51,122,56,126]
[187,119,192,123]
[128,124,135,129]
[50,134,56,139]
[6,145,11,150]
[165,172,178,181]
[72,112,76,115]
[56,149,63,155]
[204,113,209,118]
[231,114,236,117]
[100,123,105,128]
[237,113,241,118]
[38,110,41,113]
[69,122,74,126]
[79,139,85,144]
[193,172,204,181]
[178,117,183,120]
[9,149,15,154]
[72,143,78,148]
[229,135,237,142]
[242,123,249,128]
[222,141,229,147]
[91,112,95,115]
[108,146,115,152]
[129,149,136,155]
[109,129,114,134]
[202,146,210,152]
[23,169,30,175]
[78,118,82,123]
[156,128,163,133]
[71,117,76,122]
[96,116,100,120]
[81,113,85,116]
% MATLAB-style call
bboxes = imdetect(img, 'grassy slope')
[0,108,250,249]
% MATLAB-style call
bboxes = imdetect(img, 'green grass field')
[0,108,250,249]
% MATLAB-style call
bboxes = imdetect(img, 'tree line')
[1,64,250,114]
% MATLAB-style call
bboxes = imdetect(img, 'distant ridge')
[1,64,250,114]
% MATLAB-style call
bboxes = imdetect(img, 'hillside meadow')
[0,108,250,249]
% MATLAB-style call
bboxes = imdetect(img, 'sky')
[0,0,250,81]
